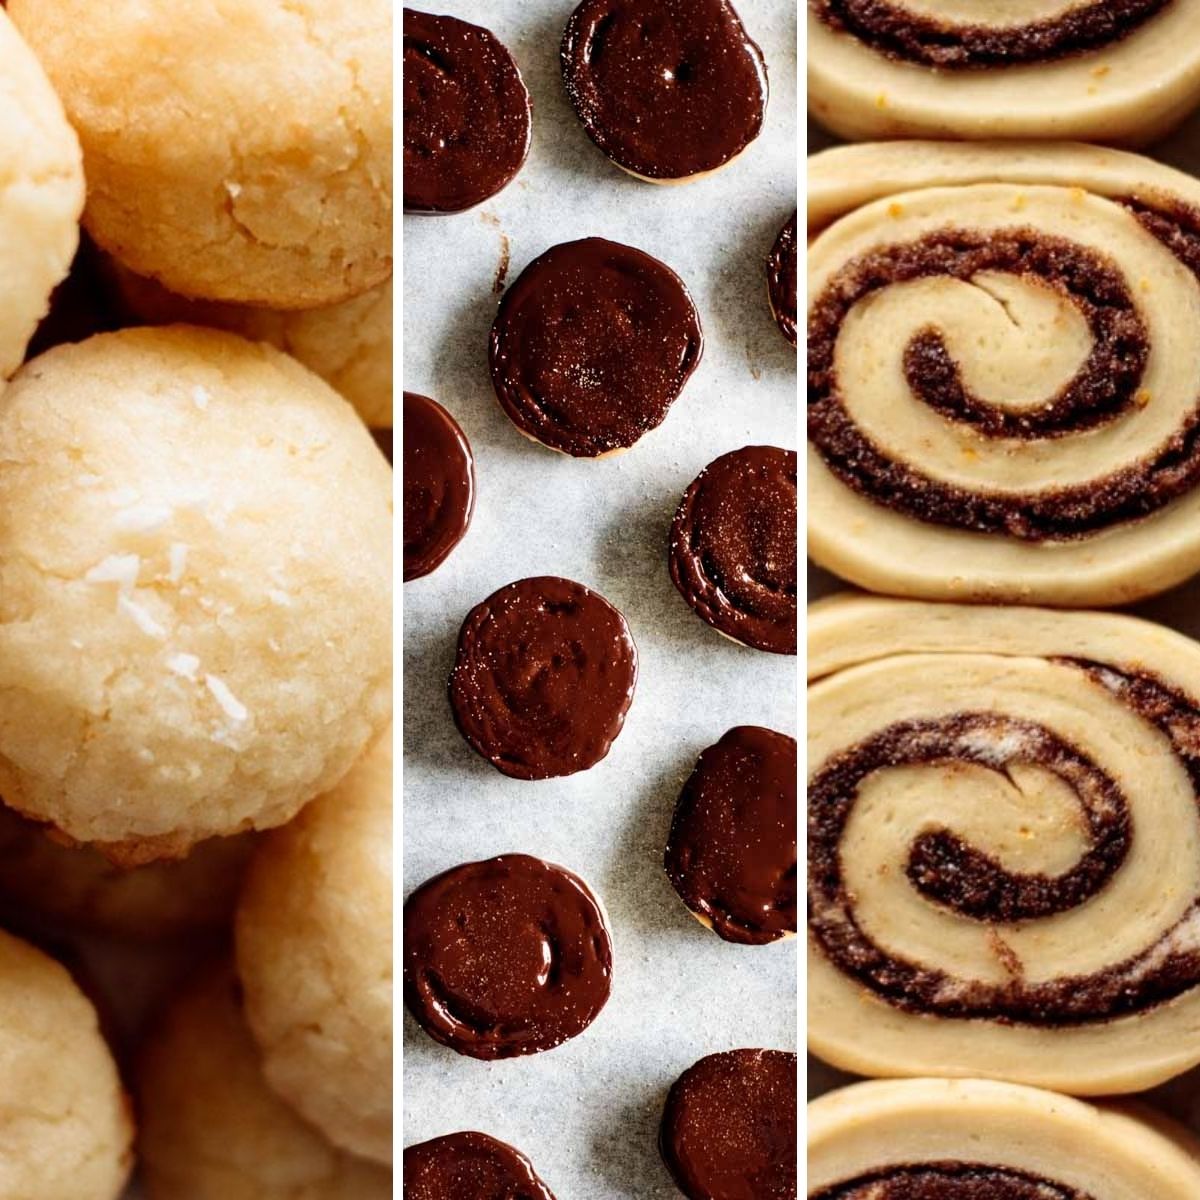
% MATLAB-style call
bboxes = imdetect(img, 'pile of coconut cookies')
[0,2,393,1197]
[403,1,798,1197]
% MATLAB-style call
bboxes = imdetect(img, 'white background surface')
[402,1,798,1195]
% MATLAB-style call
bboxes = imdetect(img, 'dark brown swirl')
[810,0,1170,68]
[767,212,797,348]
[812,1162,1091,1200]
[404,1131,558,1200]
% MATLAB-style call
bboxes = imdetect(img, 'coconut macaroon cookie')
[404,854,614,1059]
[403,9,532,214]
[0,326,392,861]
[670,446,797,654]
[809,1078,1200,1199]
[404,1132,558,1200]
[660,1049,797,1200]
[449,577,638,779]
[0,928,132,1200]
[767,212,797,348]
[138,965,391,1200]
[490,238,703,457]
[9,0,392,308]
[0,7,84,380]
[236,734,392,1166]
[665,726,797,945]
[561,0,768,182]
[808,0,1200,145]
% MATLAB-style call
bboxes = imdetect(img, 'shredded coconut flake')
[166,652,200,680]
[191,385,211,410]
[85,554,140,593]
[267,588,291,607]
[168,543,189,584]
[115,502,173,533]
[118,594,166,639]
[205,674,248,723]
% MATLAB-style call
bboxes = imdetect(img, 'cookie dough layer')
[0,7,84,380]
[9,0,392,308]
[809,595,1200,1094]
[809,141,1200,607]
[808,0,1200,144]
[809,1078,1200,1199]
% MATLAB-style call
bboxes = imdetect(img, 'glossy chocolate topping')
[562,0,768,180]
[767,212,797,348]
[403,1131,557,1200]
[489,238,703,457]
[660,1049,798,1200]
[403,391,475,582]
[811,0,1168,68]
[665,726,797,945]
[669,446,797,655]
[813,1163,1090,1200]
[808,662,1200,1025]
[449,576,638,779]
[403,854,613,1059]
[403,9,532,213]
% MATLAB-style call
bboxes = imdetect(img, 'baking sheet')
[807,110,1200,1134]
[402,3,798,1195]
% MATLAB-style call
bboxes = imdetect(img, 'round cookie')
[138,964,391,1200]
[449,576,638,779]
[0,928,132,1200]
[9,0,392,308]
[664,726,797,945]
[404,1132,557,1200]
[660,1048,797,1200]
[404,853,613,1059]
[403,9,532,214]
[561,0,768,183]
[0,804,255,941]
[669,446,797,654]
[235,733,392,1166]
[0,6,84,379]
[767,212,797,348]
[0,326,392,861]
[404,392,475,582]
[489,238,703,457]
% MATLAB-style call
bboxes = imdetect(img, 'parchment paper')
[402,3,799,1195]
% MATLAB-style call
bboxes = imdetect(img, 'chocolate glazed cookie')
[449,576,638,779]
[403,854,613,1060]
[669,447,797,654]
[489,238,703,457]
[403,1131,557,1200]
[561,0,768,181]
[403,9,532,213]
[403,392,475,581]
[767,213,797,348]
[660,1049,798,1200]
[665,726,797,945]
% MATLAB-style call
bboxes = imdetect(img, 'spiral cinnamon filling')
[808,663,1200,1026]
[812,1163,1092,1200]
[809,0,1170,68]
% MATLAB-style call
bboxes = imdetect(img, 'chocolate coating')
[813,1163,1089,1200]
[489,238,703,457]
[449,576,638,779]
[403,854,613,1059]
[660,1049,797,1200]
[561,0,768,181]
[665,726,797,945]
[403,1131,557,1200]
[669,447,797,655]
[404,391,475,582]
[403,9,532,213]
[766,212,797,348]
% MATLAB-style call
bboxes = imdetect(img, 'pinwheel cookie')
[809,141,1200,606]
[809,595,1200,1095]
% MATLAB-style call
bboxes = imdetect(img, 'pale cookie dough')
[236,733,392,1165]
[8,0,392,309]
[0,326,392,862]
[808,0,1200,145]
[138,964,391,1200]
[809,140,1200,607]
[809,594,1200,1095]
[107,264,393,428]
[0,928,132,1200]
[0,804,255,940]
[809,1078,1200,1198]
[0,7,84,380]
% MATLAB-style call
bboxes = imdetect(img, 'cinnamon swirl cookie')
[809,141,1200,607]
[809,594,1200,1094]
[809,1078,1200,1199]
[808,0,1200,144]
